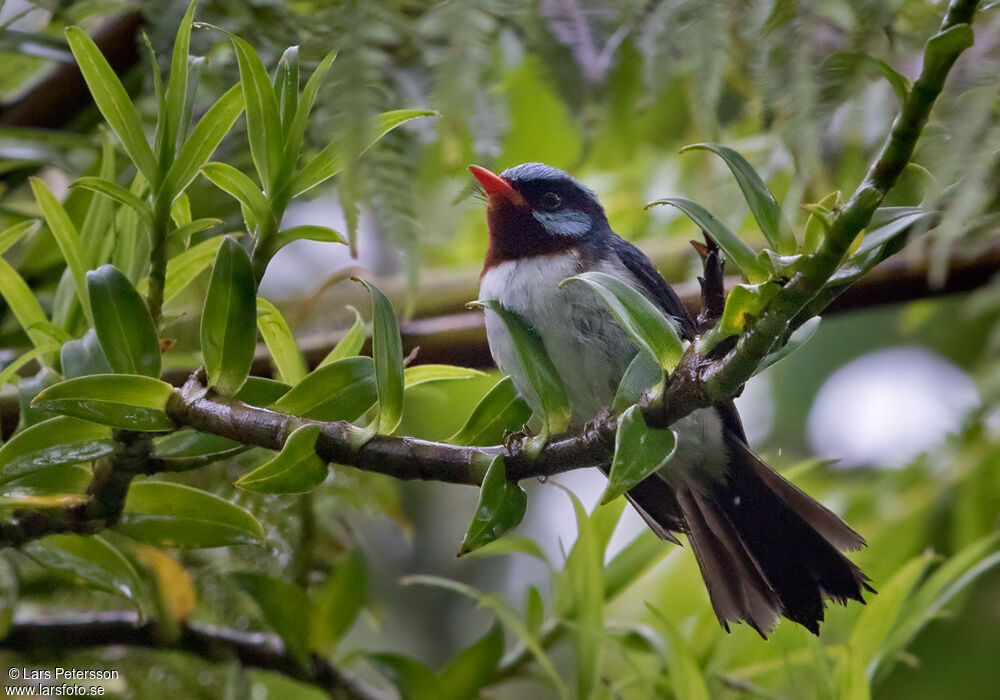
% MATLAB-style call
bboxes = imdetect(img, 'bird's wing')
[608,233,697,340]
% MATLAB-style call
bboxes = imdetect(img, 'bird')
[470,161,872,637]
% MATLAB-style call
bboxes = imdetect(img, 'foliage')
[0,1,997,699]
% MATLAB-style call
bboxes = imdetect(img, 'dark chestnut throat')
[481,200,579,274]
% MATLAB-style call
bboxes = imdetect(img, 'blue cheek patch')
[532,209,591,237]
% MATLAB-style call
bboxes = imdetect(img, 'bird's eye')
[540,192,562,211]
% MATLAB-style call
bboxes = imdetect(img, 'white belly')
[479,252,641,426]
[479,252,730,482]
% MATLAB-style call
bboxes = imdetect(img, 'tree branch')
[0,612,388,700]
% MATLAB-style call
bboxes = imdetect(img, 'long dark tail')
[621,434,873,637]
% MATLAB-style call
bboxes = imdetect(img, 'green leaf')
[163,85,244,200]
[271,357,376,422]
[602,405,677,504]
[469,301,571,439]
[402,575,568,700]
[646,605,711,700]
[201,237,257,395]
[559,489,604,700]
[459,456,527,555]
[0,219,39,255]
[827,52,910,109]
[235,376,291,406]
[449,375,532,446]
[275,46,299,135]
[562,271,684,372]
[152,430,244,470]
[404,364,485,388]
[718,282,780,337]
[291,109,436,197]
[369,654,441,700]
[761,316,821,370]
[234,572,312,671]
[64,26,158,187]
[24,534,140,602]
[170,217,221,242]
[120,481,264,548]
[273,224,346,251]
[611,352,663,413]
[463,534,549,563]
[163,0,197,158]
[923,24,974,84]
[359,280,404,434]
[236,424,327,494]
[680,143,794,253]
[226,32,284,190]
[311,548,366,654]
[159,234,228,304]
[317,306,365,367]
[525,585,545,635]
[0,345,61,388]
[88,264,161,377]
[0,254,52,350]
[60,328,112,378]
[200,162,269,225]
[646,197,769,282]
[439,621,504,700]
[32,374,173,431]
[0,417,112,484]
[257,297,306,385]
[30,178,93,325]
[838,550,933,690]
[803,191,840,253]
[603,530,670,600]
[285,50,336,163]
[70,176,153,228]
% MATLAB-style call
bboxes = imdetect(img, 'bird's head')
[470,162,610,270]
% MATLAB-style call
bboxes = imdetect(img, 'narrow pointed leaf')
[369,654,441,700]
[562,271,684,372]
[271,356,375,422]
[681,143,794,252]
[647,605,711,700]
[163,84,244,199]
[70,176,152,228]
[647,197,769,282]
[285,50,336,162]
[88,264,161,377]
[291,109,436,196]
[257,297,306,385]
[274,224,345,251]
[0,255,52,350]
[159,234,228,304]
[170,217,222,241]
[359,280,404,434]
[470,300,571,436]
[459,456,527,555]
[275,46,299,135]
[0,345,61,388]
[318,306,366,366]
[603,405,677,504]
[449,376,532,446]
[227,32,284,190]
[0,220,39,255]
[235,376,291,407]
[163,0,197,158]
[31,374,174,431]
[201,237,256,395]
[30,178,93,325]
[761,316,821,370]
[64,26,158,186]
[0,417,112,483]
[236,424,327,494]
[404,364,485,388]
[201,162,269,224]
[120,481,264,548]
[233,572,311,671]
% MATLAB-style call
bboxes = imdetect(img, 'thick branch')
[0,612,386,700]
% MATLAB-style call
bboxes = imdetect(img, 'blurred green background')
[1,0,999,698]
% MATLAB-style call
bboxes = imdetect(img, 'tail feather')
[623,432,871,637]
